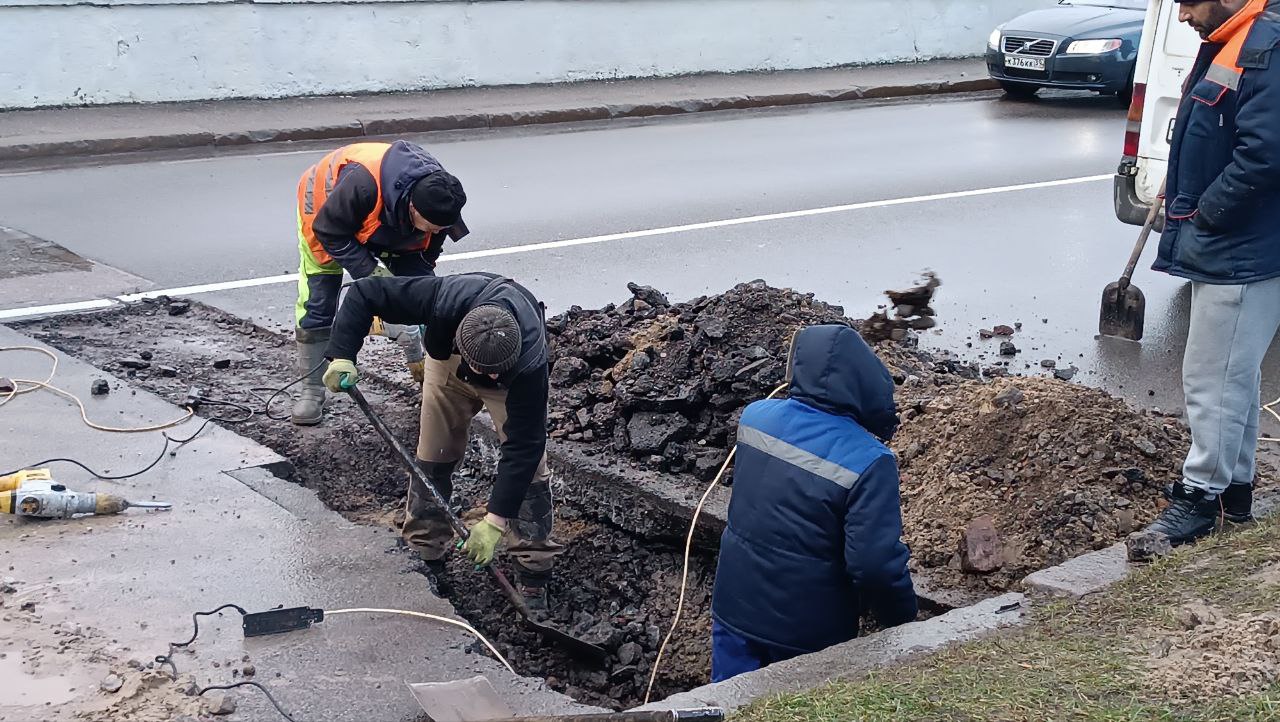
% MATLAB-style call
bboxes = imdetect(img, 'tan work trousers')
[406,355,562,576]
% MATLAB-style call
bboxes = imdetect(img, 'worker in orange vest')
[291,140,468,425]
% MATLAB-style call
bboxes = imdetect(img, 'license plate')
[1004,55,1046,71]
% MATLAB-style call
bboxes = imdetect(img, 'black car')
[986,0,1146,100]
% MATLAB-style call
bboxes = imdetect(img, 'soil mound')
[1148,609,1280,700]
[894,377,1189,590]
[546,279,974,480]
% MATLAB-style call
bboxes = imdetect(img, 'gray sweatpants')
[1182,277,1280,495]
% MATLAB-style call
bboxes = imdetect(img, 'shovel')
[345,386,609,665]
[1099,179,1166,341]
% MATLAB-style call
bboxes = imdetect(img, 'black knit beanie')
[411,172,466,227]
[456,304,522,375]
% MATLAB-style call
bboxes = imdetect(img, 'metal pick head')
[126,500,173,510]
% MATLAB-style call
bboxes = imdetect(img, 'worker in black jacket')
[323,273,561,608]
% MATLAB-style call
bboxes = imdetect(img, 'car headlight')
[1064,38,1122,54]
[988,28,1002,49]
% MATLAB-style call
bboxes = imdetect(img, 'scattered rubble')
[860,272,940,342]
[90,379,109,396]
[1148,611,1280,700]
[958,515,1003,574]
[1127,530,1174,562]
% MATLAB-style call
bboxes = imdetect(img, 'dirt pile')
[1148,607,1280,700]
[546,279,974,480]
[894,377,1190,591]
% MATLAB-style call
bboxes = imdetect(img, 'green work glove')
[368,265,394,279]
[461,518,507,567]
[322,359,359,392]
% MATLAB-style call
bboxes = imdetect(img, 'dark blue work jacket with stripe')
[711,325,917,655]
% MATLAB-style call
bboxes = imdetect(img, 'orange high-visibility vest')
[297,142,390,265]
[1201,0,1268,96]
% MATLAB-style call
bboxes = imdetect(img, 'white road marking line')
[0,173,1111,321]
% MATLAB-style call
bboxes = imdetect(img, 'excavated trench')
[17,280,1199,710]
[11,301,794,708]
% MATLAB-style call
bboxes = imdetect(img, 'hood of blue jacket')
[787,324,898,441]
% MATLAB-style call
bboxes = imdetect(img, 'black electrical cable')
[156,603,303,722]
[252,359,327,422]
[200,682,299,722]
[155,603,249,678]
[0,397,258,478]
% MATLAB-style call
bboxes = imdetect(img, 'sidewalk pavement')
[0,326,592,721]
[0,59,994,161]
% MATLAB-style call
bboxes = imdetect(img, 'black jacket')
[313,141,469,279]
[328,273,549,519]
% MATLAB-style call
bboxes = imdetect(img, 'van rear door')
[1114,0,1200,226]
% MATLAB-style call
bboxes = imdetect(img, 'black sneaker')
[1162,483,1252,524]
[1147,482,1221,546]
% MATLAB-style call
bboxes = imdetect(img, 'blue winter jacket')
[711,324,917,655]
[1153,4,1280,284]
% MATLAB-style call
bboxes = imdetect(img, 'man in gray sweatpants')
[1144,0,1280,545]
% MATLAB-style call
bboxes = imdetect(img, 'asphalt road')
[2,91,1278,427]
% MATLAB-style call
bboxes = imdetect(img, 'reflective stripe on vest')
[737,425,862,490]
[1204,0,1268,91]
[296,142,390,257]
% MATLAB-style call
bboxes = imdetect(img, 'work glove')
[368,264,394,279]
[407,360,426,384]
[460,517,507,567]
[322,359,359,392]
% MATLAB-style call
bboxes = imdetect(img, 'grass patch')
[734,521,1280,722]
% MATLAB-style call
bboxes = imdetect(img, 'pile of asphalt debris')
[544,279,974,480]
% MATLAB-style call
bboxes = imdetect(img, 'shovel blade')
[409,676,512,722]
[526,617,610,665]
[1099,281,1146,341]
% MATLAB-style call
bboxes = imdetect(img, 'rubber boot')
[1146,482,1220,546]
[290,327,331,426]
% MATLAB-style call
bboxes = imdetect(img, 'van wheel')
[1000,82,1039,100]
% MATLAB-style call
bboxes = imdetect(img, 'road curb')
[0,78,997,162]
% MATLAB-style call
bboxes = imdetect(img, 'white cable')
[325,608,514,674]
[643,382,788,704]
[1,345,194,432]
[1262,396,1280,443]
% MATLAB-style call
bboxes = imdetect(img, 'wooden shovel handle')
[1120,178,1168,288]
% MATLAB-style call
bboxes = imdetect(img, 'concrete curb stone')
[0,78,998,162]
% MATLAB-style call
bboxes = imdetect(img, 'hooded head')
[785,324,899,441]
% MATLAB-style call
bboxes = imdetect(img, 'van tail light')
[1123,82,1147,157]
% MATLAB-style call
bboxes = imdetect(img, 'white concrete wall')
[1,0,1052,109]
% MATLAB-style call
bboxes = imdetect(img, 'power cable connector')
[183,386,205,410]
[242,607,325,637]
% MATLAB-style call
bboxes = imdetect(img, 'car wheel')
[1118,74,1135,107]
[1000,82,1039,100]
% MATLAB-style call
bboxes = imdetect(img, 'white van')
[1113,0,1202,228]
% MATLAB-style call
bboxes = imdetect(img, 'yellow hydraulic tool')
[0,469,171,518]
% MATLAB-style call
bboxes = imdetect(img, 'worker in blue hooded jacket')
[710,324,917,682]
